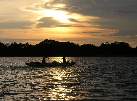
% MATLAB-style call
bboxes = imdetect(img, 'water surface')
[0,57,137,101]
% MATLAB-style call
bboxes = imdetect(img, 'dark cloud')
[0,21,33,29]
[95,17,137,36]
[37,17,89,28]
[69,18,80,22]
[37,17,78,28]
[61,0,137,18]
[37,17,63,28]
[42,0,137,17]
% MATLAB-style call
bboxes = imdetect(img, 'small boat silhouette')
[26,57,75,67]
[26,61,75,67]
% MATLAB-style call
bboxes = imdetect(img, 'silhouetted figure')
[63,57,66,63]
[42,57,46,64]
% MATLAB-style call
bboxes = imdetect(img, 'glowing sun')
[39,9,71,23]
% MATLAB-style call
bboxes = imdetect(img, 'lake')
[0,57,137,101]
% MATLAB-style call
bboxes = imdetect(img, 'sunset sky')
[0,0,137,46]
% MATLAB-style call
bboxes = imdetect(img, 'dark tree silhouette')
[0,39,136,56]
[0,42,6,48]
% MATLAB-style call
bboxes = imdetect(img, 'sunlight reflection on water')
[42,67,79,100]
[49,57,63,63]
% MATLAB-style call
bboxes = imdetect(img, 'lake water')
[0,57,137,101]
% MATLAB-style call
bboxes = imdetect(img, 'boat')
[26,61,75,67]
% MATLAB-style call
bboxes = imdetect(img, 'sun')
[38,0,70,23]
[39,9,71,23]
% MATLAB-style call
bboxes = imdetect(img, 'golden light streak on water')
[42,66,79,100]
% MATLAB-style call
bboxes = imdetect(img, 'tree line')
[0,39,137,56]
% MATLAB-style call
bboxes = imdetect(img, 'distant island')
[0,39,137,57]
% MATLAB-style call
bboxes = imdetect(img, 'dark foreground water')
[0,57,137,101]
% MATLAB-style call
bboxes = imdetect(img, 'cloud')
[58,0,137,18]
[37,17,73,28]
[40,0,137,36]
[69,18,80,22]
[0,21,33,29]
[82,28,119,37]
[42,0,137,20]
[95,16,137,36]
[37,17,92,28]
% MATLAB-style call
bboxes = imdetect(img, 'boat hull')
[26,62,75,67]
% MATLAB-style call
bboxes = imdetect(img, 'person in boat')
[42,57,48,64]
[62,56,67,64]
